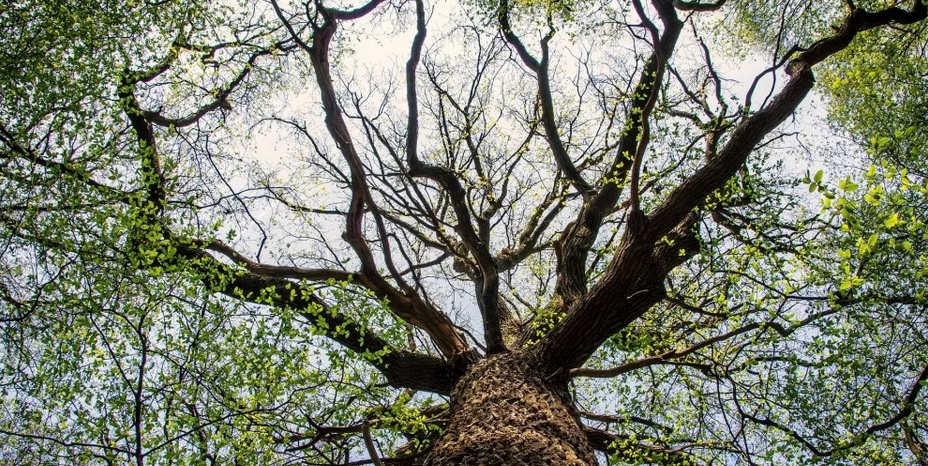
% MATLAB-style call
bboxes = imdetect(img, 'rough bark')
[424,354,596,466]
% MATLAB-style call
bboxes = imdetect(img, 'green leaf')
[883,213,899,228]
[839,177,859,192]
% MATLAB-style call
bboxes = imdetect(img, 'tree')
[2,0,927,464]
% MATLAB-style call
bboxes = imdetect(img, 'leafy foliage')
[822,22,928,174]
[2,0,927,465]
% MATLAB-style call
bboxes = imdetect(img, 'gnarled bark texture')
[425,354,597,466]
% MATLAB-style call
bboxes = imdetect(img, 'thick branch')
[672,0,727,11]
[405,0,505,354]
[498,0,591,194]
[554,1,683,308]
[302,8,470,359]
[533,0,928,377]
[647,72,813,237]
[118,75,167,212]
[327,0,389,20]
[648,1,927,239]
[532,211,700,373]
[791,0,927,71]
[175,244,458,394]
[199,239,354,282]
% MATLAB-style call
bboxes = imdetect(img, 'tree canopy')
[1,0,927,464]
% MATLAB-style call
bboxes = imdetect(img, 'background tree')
[1,0,927,464]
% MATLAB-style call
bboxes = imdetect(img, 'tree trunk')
[425,354,597,465]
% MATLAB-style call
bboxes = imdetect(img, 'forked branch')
[533,0,927,375]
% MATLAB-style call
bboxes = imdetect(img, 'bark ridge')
[425,355,597,465]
